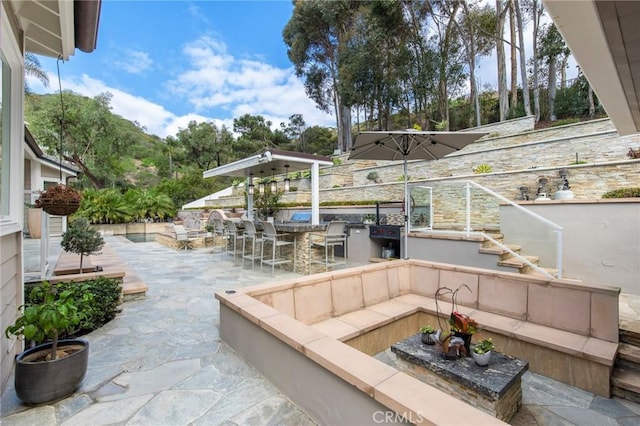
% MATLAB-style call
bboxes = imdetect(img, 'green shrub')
[26,277,122,338]
[602,188,640,199]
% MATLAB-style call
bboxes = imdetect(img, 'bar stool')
[309,221,347,271]
[241,220,263,269]
[224,220,244,265]
[212,218,227,254]
[260,221,296,276]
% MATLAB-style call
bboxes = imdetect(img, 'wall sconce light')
[283,164,290,192]
[270,167,277,193]
[259,171,265,194]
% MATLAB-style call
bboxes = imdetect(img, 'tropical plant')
[473,163,493,174]
[5,282,92,360]
[60,218,105,273]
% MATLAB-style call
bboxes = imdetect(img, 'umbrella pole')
[404,158,409,259]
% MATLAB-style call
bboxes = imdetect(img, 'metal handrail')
[463,180,564,279]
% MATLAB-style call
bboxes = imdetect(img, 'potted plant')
[472,338,495,366]
[5,282,92,405]
[419,325,437,345]
[435,284,478,357]
[60,218,105,273]
[362,214,376,224]
[35,184,82,216]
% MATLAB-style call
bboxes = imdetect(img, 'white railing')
[463,180,563,279]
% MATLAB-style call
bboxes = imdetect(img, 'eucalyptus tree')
[531,0,545,121]
[495,0,511,121]
[431,0,465,130]
[457,0,496,126]
[283,0,361,152]
[537,22,571,121]
[514,0,531,116]
[339,0,408,130]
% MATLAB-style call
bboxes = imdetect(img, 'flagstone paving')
[3,236,640,425]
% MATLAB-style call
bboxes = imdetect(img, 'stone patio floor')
[2,235,639,425]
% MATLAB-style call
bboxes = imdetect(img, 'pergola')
[203,149,333,225]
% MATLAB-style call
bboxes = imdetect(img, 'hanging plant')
[35,184,82,216]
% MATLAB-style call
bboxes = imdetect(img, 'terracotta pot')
[27,208,42,239]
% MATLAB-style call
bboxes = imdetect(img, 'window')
[1,53,10,216]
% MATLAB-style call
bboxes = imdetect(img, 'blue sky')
[30,1,572,140]
[31,0,334,138]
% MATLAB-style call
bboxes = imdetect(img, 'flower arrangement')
[435,284,478,358]
[35,184,82,216]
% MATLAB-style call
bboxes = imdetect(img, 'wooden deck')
[51,244,147,300]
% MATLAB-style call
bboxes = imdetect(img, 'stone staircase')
[612,325,640,403]
[477,233,541,275]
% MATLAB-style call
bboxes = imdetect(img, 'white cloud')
[168,35,335,129]
[113,49,153,75]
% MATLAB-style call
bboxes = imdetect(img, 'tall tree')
[173,121,223,171]
[283,0,359,152]
[538,23,570,121]
[457,1,495,127]
[531,0,545,122]
[509,0,518,118]
[514,0,532,116]
[496,0,510,121]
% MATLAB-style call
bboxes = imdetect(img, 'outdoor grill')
[369,225,402,240]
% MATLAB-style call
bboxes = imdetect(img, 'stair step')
[618,343,640,365]
[479,244,521,259]
[612,369,640,404]
[498,255,539,269]
[621,326,640,346]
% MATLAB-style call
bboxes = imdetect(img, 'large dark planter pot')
[453,331,472,357]
[14,339,89,405]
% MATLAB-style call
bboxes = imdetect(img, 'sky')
[29,1,573,140]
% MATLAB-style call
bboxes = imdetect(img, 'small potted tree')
[61,218,105,273]
[5,282,92,405]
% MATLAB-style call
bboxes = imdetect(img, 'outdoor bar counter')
[272,222,329,275]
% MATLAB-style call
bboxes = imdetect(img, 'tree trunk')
[588,83,595,117]
[509,0,518,118]
[548,58,557,121]
[65,153,106,189]
[514,0,531,116]
[340,104,352,152]
[560,54,569,88]
[496,0,509,121]
[532,0,542,122]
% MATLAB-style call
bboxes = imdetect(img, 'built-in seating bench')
[216,259,620,424]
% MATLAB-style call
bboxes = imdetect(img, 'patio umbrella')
[348,130,488,259]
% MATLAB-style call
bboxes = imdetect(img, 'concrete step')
[617,343,640,372]
[479,244,521,260]
[612,368,640,404]
[621,327,640,346]
[498,255,539,273]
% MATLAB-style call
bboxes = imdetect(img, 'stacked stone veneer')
[205,117,640,229]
